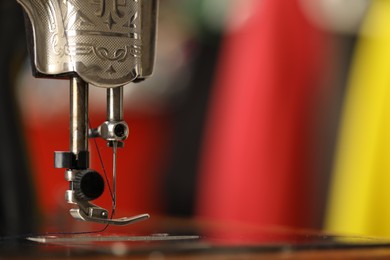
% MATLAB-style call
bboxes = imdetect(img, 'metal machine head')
[18,0,157,86]
[17,0,158,225]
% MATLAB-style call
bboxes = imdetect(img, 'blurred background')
[3,0,390,239]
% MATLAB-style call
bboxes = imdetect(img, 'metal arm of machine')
[16,0,158,225]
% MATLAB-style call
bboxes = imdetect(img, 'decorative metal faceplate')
[17,0,157,87]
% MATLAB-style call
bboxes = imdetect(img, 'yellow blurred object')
[325,0,390,237]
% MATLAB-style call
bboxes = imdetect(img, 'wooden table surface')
[3,217,390,259]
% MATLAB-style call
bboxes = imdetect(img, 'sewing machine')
[16,0,158,225]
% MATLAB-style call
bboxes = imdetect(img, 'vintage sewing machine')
[16,0,158,225]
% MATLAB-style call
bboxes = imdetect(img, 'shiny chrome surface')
[70,207,150,225]
[17,0,158,87]
[66,189,150,225]
[107,87,123,121]
[92,121,129,141]
[70,77,88,155]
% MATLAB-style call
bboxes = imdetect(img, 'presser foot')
[66,191,150,226]
[69,202,150,226]
[70,208,150,226]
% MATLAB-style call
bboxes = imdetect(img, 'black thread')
[89,120,115,206]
